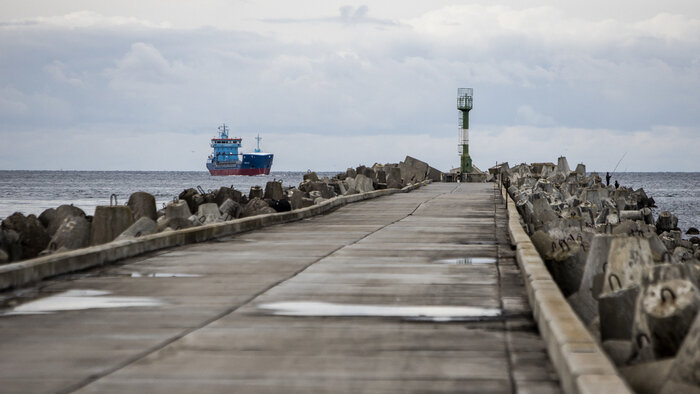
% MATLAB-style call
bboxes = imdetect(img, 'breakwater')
[0,156,441,265]
[500,157,699,393]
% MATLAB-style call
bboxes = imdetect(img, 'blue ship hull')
[207,153,273,176]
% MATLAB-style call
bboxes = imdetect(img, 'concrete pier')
[0,183,561,393]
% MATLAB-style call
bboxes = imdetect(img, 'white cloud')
[0,4,698,171]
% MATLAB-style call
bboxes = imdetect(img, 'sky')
[0,0,699,172]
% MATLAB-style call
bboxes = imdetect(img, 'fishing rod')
[610,151,627,176]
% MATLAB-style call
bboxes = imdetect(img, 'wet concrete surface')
[0,183,560,393]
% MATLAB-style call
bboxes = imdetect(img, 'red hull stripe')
[209,168,271,176]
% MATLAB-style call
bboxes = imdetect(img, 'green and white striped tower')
[457,88,473,174]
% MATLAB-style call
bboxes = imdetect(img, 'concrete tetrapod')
[630,264,700,363]
[568,234,621,326]
[115,217,157,240]
[127,191,157,221]
[90,205,134,246]
[660,311,700,393]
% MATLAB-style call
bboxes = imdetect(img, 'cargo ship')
[206,124,273,176]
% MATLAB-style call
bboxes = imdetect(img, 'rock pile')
[0,156,441,265]
[501,157,699,393]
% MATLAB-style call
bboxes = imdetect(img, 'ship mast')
[218,123,229,139]
[255,134,262,153]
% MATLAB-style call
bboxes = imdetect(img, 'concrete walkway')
[0,183,560,393]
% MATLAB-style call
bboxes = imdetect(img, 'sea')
[0,171,698,235]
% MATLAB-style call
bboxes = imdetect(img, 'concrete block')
[127,191,157,221]
[90,205,134,245]
[115,217,157,240]
[44,216,91,253]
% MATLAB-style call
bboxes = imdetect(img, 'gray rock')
[1,212,50,260]
[44,216,91,252]
[115,217,156,240]
[90,206,134,245]
[345,168,356,178]
[0,248,7,264]
[42,205,87,237]
[127,191,157,221]
[0,229,21,262]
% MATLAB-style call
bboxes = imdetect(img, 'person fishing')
[606,172,611,186]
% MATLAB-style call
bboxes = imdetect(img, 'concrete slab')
[0,183,560,393]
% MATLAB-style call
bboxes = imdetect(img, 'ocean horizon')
[1,170,698,235]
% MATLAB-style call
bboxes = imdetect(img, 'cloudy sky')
[1,0,698,172]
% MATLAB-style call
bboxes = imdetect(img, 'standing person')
[606,172,611,186]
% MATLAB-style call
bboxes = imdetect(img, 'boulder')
[264,181,285,201]
[127,191,157,221]
[90,206,134,245]
[687,227,700,236]
[346,168,357,178]
[1,212,50,260]
[42,205,87,237]
[115,217,157,240]
[0,248,7,264]
[241,197,276,217]
[0,229,21,262]
[44,216,91,253]
[219,199,242,220]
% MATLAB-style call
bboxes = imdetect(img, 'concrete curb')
[0,181,428,291]
[501,185,632,394]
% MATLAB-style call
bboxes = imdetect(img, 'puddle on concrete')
[2,289,163,316]
[257,301,501,322]
[435,257,497,265]
[129,272,202,278]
